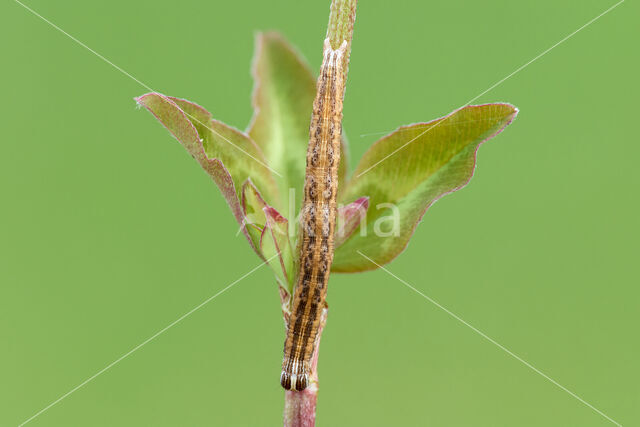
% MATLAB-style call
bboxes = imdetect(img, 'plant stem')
[326,0,358,82]
[283,1,357,426]
[283,308,327,427]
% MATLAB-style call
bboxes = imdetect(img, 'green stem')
[326,0,358,82]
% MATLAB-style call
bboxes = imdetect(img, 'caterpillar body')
[280,38,347,391]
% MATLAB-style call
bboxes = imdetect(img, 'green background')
[1,1,638,425]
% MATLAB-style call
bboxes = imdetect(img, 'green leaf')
[332,103,518,272]
[335,197,369,247]
[241,178,268,250]
[168,95,279,206]
[247,32,348,220]
[241,179,295,288]
[261,207,295,290]
[136,93,278,255]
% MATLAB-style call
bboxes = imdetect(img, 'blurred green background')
[1,1,638,426]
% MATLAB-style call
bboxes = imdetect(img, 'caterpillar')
[280,38,347,391]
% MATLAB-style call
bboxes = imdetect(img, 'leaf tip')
[354,196,369,209]
[263,206,287,223]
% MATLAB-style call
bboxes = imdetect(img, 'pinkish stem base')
[283,388,318,427]
[282,308,327,427]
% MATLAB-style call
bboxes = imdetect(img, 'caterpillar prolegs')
[280,39,347,391]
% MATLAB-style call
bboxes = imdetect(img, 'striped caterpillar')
[280,38,347,391]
